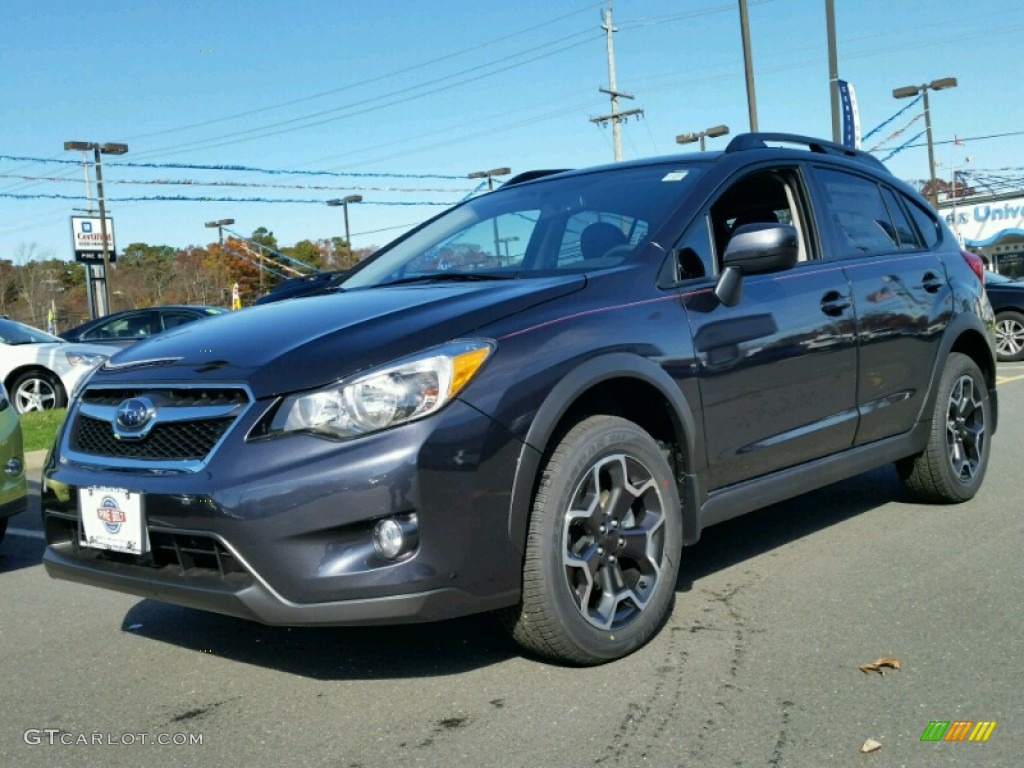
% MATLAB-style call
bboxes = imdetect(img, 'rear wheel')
[503,415,682,665]
[897,352,990,503]
[0,517,7,546]
[994,310,1024,362]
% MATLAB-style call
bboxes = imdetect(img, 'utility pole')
[826,0,840,143]
[589,2,643,161]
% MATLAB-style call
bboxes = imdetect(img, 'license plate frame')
[78,486,149,555]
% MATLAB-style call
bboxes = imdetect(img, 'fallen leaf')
[859,656,901,675]
[861,738,882,753]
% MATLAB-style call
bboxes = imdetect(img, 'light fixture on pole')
[467,167,511,192]
[892,77,958,209]
[64,141,128,318]
[675,124,730,151]
[205,218,235,246]
[326,194,363,252]
[468,168,511,258]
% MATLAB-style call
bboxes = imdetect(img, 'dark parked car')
[60,305,227,348]
[983,270,1024,362]
[42,134,997,664]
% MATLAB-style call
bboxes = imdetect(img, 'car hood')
[94,276,585,397]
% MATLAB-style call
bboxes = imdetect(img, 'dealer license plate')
[78,486,149,555]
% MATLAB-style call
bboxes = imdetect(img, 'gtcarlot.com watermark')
[24,729,202,746]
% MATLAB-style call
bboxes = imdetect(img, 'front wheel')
[897,352,990,503]
[503,415,682,665]
[11,370,66,414]
[995,310,1024,362]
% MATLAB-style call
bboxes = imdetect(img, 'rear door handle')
[820,290,851,316]
[922,272,944,293]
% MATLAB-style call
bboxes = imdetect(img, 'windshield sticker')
[661,171,689,182]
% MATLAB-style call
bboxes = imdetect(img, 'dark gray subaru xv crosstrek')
[42,134,998,665]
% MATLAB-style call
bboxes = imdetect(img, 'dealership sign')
[70,216,117,263]
[938,196,1024,248]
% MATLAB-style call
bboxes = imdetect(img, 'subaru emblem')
[116,397,155,431]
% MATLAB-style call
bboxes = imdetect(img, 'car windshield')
[343,163,702,289]
[0,318,62,345]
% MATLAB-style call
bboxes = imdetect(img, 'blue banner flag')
[838,80,861,149]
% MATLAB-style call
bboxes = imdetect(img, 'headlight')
[65,351,108,367]
[270,339,494,439]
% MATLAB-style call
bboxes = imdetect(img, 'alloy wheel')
[562,453,666,631]
[946,374,985,483]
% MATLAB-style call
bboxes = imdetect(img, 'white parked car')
[0,317,110,414]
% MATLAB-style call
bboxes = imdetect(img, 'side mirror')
[714,223,799,307]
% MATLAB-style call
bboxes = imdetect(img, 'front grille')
[65,384,252,468]
[71,415,232,460]
[80,387,248,407]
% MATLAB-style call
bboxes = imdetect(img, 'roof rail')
[503,169,571,187]
[724,132,888,173]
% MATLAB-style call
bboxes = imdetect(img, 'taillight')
[960,249,985,282]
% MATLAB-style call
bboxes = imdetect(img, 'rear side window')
[817,168,900,256]
[903,195,942,248]
[880,187,923,251]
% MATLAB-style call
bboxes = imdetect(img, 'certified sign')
[70,216,117,263]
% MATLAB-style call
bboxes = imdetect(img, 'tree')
[118,242,178,305]
[283,239,323,272]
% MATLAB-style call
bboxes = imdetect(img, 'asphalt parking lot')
[2,363,1022,767]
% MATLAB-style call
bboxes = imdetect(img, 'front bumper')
[42,397,525,625]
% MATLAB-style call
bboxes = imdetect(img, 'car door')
[811,167,952,445]
[676,166,859,490]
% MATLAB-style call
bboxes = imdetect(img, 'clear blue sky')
[2,0,1022,263]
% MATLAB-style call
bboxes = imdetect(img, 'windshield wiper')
[375,272,517,288]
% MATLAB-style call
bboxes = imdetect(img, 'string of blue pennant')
[0,154,465,180]
[0,173,470,194]
[0,191,452,205]
[880,131,927,162]
[861,94,922,143]
[222,227,319,273]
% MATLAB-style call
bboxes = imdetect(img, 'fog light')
[4,457,22,478]
[372,515,418,560]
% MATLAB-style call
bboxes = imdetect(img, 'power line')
[125,3,604,143]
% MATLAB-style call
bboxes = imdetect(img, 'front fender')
[506,352,702,553]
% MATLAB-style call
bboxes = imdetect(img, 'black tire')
[503,415,682,665]
[0,516,7,546]
[994,310,1024,362]
[897,352,990,503]
[10,370,66,414]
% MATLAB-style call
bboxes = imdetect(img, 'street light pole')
[205,218,235,247]
[467,168,511,259]
[738,0,759,131]
[675,124,730,151]
[64,141,128,318]
[892,77,958,209]
[326,195,363,263]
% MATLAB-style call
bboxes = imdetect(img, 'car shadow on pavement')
[674,464,904,593]
[120,602,520,679]
[116,465,904,678]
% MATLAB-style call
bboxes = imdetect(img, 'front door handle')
[820,290,851,316]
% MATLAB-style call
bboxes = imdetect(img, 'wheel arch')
[920,314,998,436]
[507,353,701,554]
[5,365,66,410]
